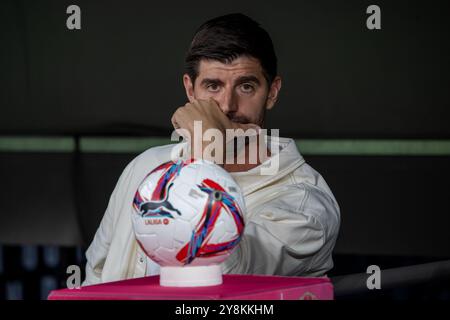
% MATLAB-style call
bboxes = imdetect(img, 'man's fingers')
[171,113,180,129]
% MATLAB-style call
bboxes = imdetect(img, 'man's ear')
[266,76,282,110]
[183,74,195,103]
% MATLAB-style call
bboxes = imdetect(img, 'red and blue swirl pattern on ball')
[176,178,245,264]
[133,160,190,219]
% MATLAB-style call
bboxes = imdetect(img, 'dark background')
[0,0,449,299]
[2,0,450,137]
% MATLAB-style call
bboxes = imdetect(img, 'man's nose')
[218,90,238,114]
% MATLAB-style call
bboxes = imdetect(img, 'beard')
[227,110,265,128]
[227,114,252,124]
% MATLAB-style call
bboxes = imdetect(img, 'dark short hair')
[185,13,278,85]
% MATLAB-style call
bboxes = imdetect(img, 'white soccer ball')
[132,158,246,268]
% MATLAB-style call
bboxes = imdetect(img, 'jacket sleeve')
[82,159,137,286]
[221,183,340,276]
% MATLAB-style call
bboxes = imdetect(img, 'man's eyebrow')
[200,78,225,86]
[235,75,261,85]
[200,76,261,87]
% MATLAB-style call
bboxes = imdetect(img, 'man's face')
[183,56,280,128]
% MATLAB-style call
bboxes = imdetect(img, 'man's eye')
[207,84,220,92]
[240,83,254,93]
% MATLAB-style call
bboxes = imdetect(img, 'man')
[83,13,340,285]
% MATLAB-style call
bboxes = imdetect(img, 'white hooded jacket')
[83,137,340,286]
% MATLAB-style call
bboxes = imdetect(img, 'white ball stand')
[160,265,223,287]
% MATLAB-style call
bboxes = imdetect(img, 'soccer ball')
[131,158,246,270]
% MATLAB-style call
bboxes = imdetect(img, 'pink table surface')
[48,274,334,300]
